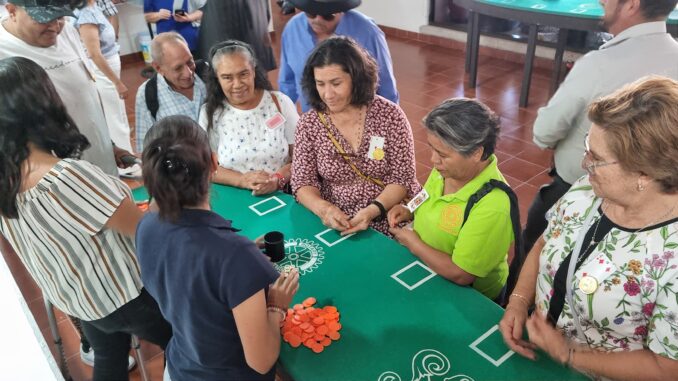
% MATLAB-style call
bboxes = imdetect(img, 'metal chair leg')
[131,335,150,381]
[44,297,71,380]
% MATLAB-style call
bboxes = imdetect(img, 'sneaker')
[80,346,137,371]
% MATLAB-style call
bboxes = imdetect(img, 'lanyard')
[564,197,602,341]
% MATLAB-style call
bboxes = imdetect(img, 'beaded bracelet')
[266,305,287,326]
[509,293,531,307]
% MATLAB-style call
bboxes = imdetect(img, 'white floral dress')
[535,176,678,361]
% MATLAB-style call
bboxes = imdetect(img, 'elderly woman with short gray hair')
[388,98,515,301]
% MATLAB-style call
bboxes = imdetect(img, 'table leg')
[550,28,569,95]
[520,23,538,108]
[468,11,481,88]
[464,10,474,73]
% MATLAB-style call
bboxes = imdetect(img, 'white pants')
[92,54,133,152]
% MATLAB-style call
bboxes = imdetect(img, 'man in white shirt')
[0,0,135,177]
[523,0,678,253]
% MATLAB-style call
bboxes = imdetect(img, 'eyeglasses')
[581,134,618,175]
[305,12,335,21]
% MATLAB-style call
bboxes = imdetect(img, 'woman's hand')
[525,311,570,364]
[239,171,271,191]
[387,204,413,228]
[115,81,128,100]
[389,226,422,250]
[267,268,299,308]
[499,301,537,360]
[342,205,380,235]
[319,204,352,231]
[252,176,279,196]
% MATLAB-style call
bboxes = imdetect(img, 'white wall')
[358,0,430,33]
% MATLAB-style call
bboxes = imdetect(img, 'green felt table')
[473,0,678,22]
[132,185,587,381]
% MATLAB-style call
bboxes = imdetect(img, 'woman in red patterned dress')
[291,36,420,235]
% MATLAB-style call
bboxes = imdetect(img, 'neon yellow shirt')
[413,155,513,299]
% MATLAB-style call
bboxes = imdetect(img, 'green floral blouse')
[536,177,678,360]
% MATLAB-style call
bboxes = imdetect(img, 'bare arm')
[78,24,127,98]
[233,270,299,374]
[144,9,171,23]
[105,197,144,238]
[342,184,408,235]
[296,186,351,231]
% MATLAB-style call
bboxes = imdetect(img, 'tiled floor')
[2,17,557,381]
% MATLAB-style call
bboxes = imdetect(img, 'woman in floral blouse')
[499,76,678,380]
[291,37,420,235]
[199,40,299,195]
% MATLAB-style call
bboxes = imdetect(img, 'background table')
[455,0,678,107]
[133,185,586,381]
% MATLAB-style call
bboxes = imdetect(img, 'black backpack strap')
[461,179,526,303]
[144,74,159,121]
[194,59,210,83]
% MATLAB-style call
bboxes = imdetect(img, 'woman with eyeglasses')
[137,115,299,381]
[499,76,678,380]
[292,36,420,236]
[278,0,399,112]
[196,0,276,70]
[0,56,172,381]
[198,40,299,195]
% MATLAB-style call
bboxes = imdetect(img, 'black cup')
[264,231,285,262]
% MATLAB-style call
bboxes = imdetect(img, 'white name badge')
[406,189,429,213]
[265,112,286,130]
[367,136,385,160]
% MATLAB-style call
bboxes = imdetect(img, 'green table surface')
[475,0,678,23]
[132,185,586,381]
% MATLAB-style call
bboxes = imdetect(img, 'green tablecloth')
[475,0,678,23]
[132,185,586,381]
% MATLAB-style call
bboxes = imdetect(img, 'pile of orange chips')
[136,201,149,212]
[282,297,341,353]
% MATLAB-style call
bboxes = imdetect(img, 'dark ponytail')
[0,57,89,218]
[141,115,213,222]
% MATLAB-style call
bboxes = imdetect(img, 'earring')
[637,181,645,192]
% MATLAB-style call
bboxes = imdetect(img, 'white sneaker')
[80,346,137,371]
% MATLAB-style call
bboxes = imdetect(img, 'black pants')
[522,170,572,254]
[81,289,172,381]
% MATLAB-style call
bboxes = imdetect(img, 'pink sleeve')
[382,104,421,197]
[291,112,322,195]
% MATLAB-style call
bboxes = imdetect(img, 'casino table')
[454,0,678,107]
[132,184,586,381]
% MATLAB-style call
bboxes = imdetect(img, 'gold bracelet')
[509,293,531,307]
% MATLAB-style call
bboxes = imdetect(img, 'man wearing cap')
[0,0,134,177]
[279,0,399,112]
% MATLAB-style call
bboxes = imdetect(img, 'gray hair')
[210,43,255,71]
[151,32,189,64]
[423,98,500,160]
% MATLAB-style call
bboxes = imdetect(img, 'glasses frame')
[582,133,618,175]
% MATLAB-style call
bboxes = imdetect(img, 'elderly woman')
[198,40,299,195]
[387,98,515,301]
[0,57,172,380]
[499,76,678,380]
[292,36,419,235]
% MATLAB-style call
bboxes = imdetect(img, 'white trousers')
[92,54,133,152]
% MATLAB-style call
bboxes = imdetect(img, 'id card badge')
[367,136,385,160]
[406,189,429,213]
[265,112,286,130]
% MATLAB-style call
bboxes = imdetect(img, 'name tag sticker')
[367,136,385,160]
[265,113,286,129]
[406,189,430,213]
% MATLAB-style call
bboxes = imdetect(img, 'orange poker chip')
[281,296,342,354]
